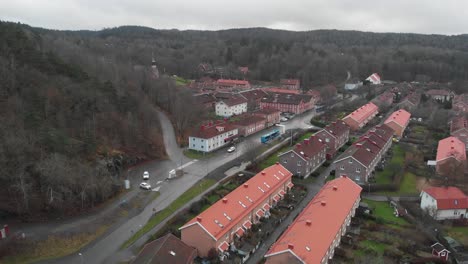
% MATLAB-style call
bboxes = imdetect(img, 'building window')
[355,176,361,181]
[283,160,288,164]
[297,161,301,166]
[356,168,361,173]
[348,159,353,164]
[340,165,344,170]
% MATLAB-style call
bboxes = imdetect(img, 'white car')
[140,182,151,190]
[143,171,149,180]
[227,146,236,153]
[280,117,289,122]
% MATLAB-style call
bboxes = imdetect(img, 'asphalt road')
[50,110,318,264]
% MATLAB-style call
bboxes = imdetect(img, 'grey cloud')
[0,0,467,34]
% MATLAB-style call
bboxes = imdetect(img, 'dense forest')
[2,21,468,218]
[0,22,168,218]
[37,25,468,88]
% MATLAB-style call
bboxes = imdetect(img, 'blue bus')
[261,129,280,143]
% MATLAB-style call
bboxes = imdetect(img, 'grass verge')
[121,178,216,249]
[183,149,214,159]
[3,226,109,264]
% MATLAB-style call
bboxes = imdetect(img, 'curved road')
[48,109,318,264]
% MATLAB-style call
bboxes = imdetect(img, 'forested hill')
[0,21,165,217]
[36,25,468,87]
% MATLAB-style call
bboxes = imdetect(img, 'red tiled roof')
[239,89,268,101]
[180,164,292,240]
[324,120,349,139]
[217,79,250,86]
[273,195,280,202]
[263,203,271,211]
[436,136,466,162]
[243,220,252,229]
[256,209,265,218]
[292,135,326,161]
[366,73,381,83]
[287,182,294,189]
[344,103,379,124]
[450,116,468,134]
[262,87,301,94]
[191,121,238,139]
[384,109,411,128]
[132,233,197,264]
[343,140,381,167]
[235,227,245,238]
[218,241,229,252]
[423,186,468,210]
[370,124,394,143]
[280,79,300,85]
[265,176,362,263]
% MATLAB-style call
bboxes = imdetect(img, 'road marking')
[152,186,160,192]
[156,181,163,185]
[177,159,198,170]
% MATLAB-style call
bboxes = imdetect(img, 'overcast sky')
[1,0,467,35]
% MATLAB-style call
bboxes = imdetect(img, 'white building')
[189,122,239,152]
[215,97,248,117]
[365,73,381,85]
[420,186,468,220]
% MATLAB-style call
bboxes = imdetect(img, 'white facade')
[189,127,239,153]
[420,191,467,220]
[215,101,247,117]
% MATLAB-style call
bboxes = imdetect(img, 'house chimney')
[275,162,280,165]
[197,217,202,222]
[261,171,266,176]
[201,125,205,130]
[341,175,347,178]
[321,201,326,206]
[222,198,228,203]
[288,244,294,250]
[356,143,363,148]
[296,143,301,149]
[306,220,312,226]
[304,139,310,145]
[333,186,338,191]
[244,183,248,188]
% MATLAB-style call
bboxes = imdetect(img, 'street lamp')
[78,253,83,264]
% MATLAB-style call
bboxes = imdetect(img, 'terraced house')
[333,124,393,183]
[450,116,468,150]
[384,109,411,138]
[189,121,239,152]
[436,136,466,180]
[314,120,350,160]
[179,164,293,258]
[264,176,362,264]
[279,135,327,178]
[342,102,379,131]
[260,93,314,114]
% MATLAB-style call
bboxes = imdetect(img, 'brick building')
[231,114,266,137]
[453,94,468,113]
[280,79,300,90]
[216,79,251,90]
[314,120,350,159]
[342,102,379,131]
[399,92,421,112]
[436,136,466,180]
[252,108,281,127]
[450,116,468,150]
[132,233,197,264]
[260,93,314,114]
[384,109,411,138]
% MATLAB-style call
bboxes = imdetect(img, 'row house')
[238,89,269,110]
[399,92,421,112]
[384,109,411,138]
[342,102,379,131]
[420,186,468,221]
[264,176,362,264]
[180,164,293,258]
[260,93,314,114]
[279,135,327,178]
[216,79,251,91]
[132,233,197,264]
[373,91,394,108]
[262,87,301,94]
[231,114,267,137]
[450,116,468,150]
[436,136,466,180]
[425,89,454,102]
[215,96,248,117]
[315,120,350,159]
[453,93,468,113]
[333,124,394,183]
[280,79,300,90]
[189,122,239,153]
[252,108,281,127]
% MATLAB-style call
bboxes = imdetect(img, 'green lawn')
[173,75,191,86]
[399,172,417,194]
[297,132,314,142]
[374,145,404,185]
[363,199,407,225]
[446,226,468,246]
[121,178,216,248]
[359,240,387,255]
[183,149,214,159]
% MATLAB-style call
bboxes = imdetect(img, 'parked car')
[280,117,289,122]
[140,182,151,190]
[143,171,149,180]
[227,146,236,153]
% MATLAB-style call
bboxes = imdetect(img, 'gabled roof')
[340,140,381,167]
[323,120,350,139]
[180,164,292,241]
[239,89,268,101]
[280,79,300,85]
[366,73,381,84]
[132,233,197,264]
[343,103,379,124]
[369,124,394,143]
[426,89,451,96]
[384,109,411,128]
[261,93,312,105]
[431,242,450,254]
[436,136,466,162]
[450,116,468,134]
[231,114,266,127]
[290,136,326,160]
[193,93,216,105]
[217,79,250,86]
[262,87,301,94]
[265,176,362,264]
[191,121,238,139]
[423,186,468,210]
[401,92,421,106]
[218,96,248,107]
